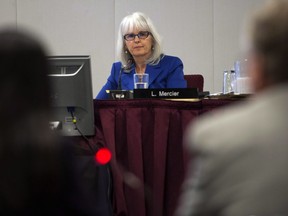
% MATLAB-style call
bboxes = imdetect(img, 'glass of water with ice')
[134,73,149,89]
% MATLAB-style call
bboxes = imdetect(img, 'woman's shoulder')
[110,61,123,75]
[112,61,122,68]
[158,55,183,67]
[160,55,183,64]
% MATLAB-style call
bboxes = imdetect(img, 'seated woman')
[96,12,187,99]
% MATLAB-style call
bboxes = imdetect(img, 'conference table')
[75,97,244,216]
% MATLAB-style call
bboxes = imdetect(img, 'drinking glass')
[134,74,149,89]
[234,59,252,94]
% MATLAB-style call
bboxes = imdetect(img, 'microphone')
[117,59,133,90]
[117,66,124,90]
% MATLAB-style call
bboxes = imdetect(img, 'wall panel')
[17,0,115,97]
[0,0,17,27]
[213,0,266,92]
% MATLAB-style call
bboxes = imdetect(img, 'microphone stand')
[117,66,124,90]
[109,66,132,99]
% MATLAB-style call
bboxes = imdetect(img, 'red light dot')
[95,148,112,165]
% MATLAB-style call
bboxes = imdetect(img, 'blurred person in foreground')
[96,12,187,99]
[0,29,90,215]
[176,0,288,215]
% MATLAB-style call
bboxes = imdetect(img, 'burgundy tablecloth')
[77,98,237,216]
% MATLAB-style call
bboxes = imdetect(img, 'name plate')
[133,88,198,99]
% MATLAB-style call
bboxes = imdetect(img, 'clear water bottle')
[223,70,236,94]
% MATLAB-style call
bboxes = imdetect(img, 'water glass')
[234,59,252,94]
[223,70,236,94]
[134,74,149,89]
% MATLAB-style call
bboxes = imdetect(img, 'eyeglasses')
[123,31,151,41]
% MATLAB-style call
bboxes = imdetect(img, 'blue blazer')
[96,55,187,99]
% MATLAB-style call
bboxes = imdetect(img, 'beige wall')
[0,0,16,26]
[0,0,266,96]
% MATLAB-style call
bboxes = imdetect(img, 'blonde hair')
[116,12,163,71]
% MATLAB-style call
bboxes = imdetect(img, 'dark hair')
[0,29,50,116]
[0,29,70,215]
[251,0,288,83]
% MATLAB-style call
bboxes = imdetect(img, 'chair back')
[184,74,204,92]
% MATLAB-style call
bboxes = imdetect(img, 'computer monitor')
[48,56,95,136]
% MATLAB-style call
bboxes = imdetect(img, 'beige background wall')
[0,0,266,97]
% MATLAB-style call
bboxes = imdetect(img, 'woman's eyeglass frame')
[123,31,151,41]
